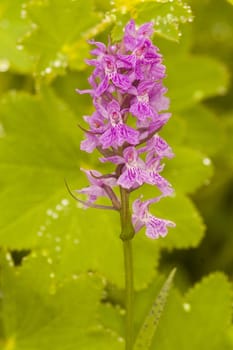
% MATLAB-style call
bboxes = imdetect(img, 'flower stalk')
[120,187,135,241]
[120,186,134,348]
[123,239,134,350]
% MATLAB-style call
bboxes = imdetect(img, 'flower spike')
[74,19,175,239]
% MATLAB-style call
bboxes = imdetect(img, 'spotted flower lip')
[132,198,175,239]
[75,19,175,240]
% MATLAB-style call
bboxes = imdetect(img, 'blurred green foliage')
[0,0,232,349]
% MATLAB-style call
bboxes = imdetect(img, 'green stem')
[120,187,134,241]
[123,239,134,350]
[119,187,135,350]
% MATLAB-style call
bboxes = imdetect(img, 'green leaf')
[161,105,226,157]
[163,146,214,194]
[22,0,105,78]
[0,0,33,73]
[27,201,161,290]
[166,56,229,111]
[178,104,226,156]
[152,273,233,350]
[0,253,124,350]
[0,88,82,248]
[134,268,176,350]
[159,114,186,147]
[111,0,193,42]
[136,0,193,42]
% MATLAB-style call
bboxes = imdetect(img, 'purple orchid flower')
[132,198,175,239]
[77,169,117,204]
[98,100,139,149]
[129,81,157,120]
[123,19,154,51]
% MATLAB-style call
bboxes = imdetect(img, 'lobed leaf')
[111,0,193,42]
[0,252,124,350]
[152,273,233,350]
[22,0,105,78]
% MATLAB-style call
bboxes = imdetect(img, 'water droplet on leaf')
[203,157,211,166]
[61,199,69,206]
[183,303,191,312]
[0,59,10,72]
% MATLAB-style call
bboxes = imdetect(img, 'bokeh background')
[0,0,232,349]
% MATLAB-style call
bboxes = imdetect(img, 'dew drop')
[203,157,211,166]
[118,337,124,343]
[55,236,61,243]
[73,238,80,245]
[37,231,43,237]
[0,59,10,72]
[50,272,55,279]
[20,9,27,19]
[5,253,13,266]
[76,202,86,209]
[0,124,5,138]
[16,44,24,51]
[72,274,79,280]
[61,199,69,206]
[6,253,12,262]
[52,212,59,219]
[31,23,38,30]
[53,60,62,68]
[41,249,49,257]
[120,5,127,14]
[55,245,61,252]
[56,204,63,211]
[183,303,191,312]
[47,257,53,265]
[46,209,53,216]
[45,67,52,74]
